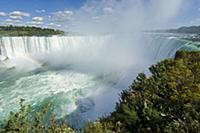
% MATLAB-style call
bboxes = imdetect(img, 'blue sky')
[0,0,86,29]
[0,0,200,30]
[0,0,85,13]
[173,0,200,26]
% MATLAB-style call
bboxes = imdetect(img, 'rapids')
[0,34,199,128]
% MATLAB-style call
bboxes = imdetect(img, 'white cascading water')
[0,36,108,58]
[0,34,199,128]
[1,35,197,64]
[0,36,110,70]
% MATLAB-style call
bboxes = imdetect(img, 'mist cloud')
[48,0,185,76]
[150,0,184,24]
[65,0,184,33]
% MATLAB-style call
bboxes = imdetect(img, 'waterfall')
[0,34,199,128]
[0,35,197,59]
[0,36,110,70]
[0,36,108,59]
[0,34,199,71]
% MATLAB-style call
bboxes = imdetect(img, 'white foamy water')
[0,34,199,128]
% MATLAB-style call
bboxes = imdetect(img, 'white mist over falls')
[0,35,198,128]
[0,0,197,128]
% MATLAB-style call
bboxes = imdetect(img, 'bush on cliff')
[1,51,200,133]
[0,25,64,36]
[84,51,200,133]
[0,99,75,133]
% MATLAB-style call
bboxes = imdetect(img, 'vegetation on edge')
[1,51,200,133]
[166,26,200,34]
[0,25,64,36]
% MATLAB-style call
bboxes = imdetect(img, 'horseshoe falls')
[0,34,199,128]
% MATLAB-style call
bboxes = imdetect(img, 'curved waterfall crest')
[0,35,199,71]
[0,36,107,59]
[0,34,199,128]
[0,35,195,59]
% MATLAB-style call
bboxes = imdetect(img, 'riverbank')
[0,25,64,36]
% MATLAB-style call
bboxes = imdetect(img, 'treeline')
[0,25,64,36]
[164,26,200,34]
[1,51,200,133]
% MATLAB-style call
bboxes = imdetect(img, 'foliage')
[0,99,75,133]
[0,25,64,36]
[166,25,200,34]
[84,51,200,133]
[83,121,114,133]
[1,51,200,133]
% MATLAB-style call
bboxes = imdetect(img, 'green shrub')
[83,121,114,133]
[0,25,64,36]
[1,51,200,133]
[0,99,75,133]
[84,51,200,133]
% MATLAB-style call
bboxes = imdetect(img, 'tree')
[0,99,75,133]
[1,51,200,133]
[85,51,200,133]
[0,25,64,36]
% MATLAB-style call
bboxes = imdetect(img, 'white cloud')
[27,16,44,26]
[47,22,61,27]
[54,10,73,17]
[10,11,30,17]
[26,21,43,25]
[9,11,30,20]
[49,10,74,29]
[0,12,6,17]
[49,22,55,26]
[4,19,21,25]
[52,10,73,22]
[9,15,23,20]
[103,7,113,14]
[55,24,61,27]
[4,22,13,25]
[32,16,44,21]
[36,9,46,13]
[5,19,12,22]
[6,19,20,22]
